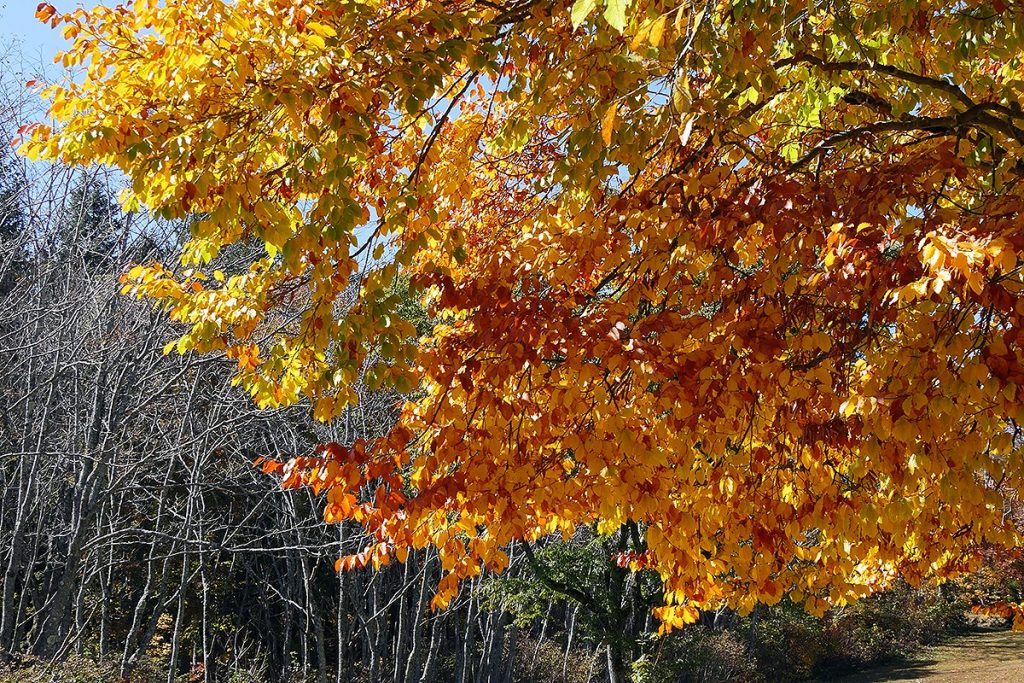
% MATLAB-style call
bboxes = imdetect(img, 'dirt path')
[835,629,1024,682]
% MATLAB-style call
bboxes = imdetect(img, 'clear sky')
[0,2,97,70]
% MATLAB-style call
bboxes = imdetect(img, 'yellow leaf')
[602,102,618,146]
[305,22,337,38]
[630,14,667,49]
[647,14,667,46]
[673,79,692,114]
[570,0,597,28]
[603,0,630,33]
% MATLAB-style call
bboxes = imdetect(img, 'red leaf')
[35,4,56,22]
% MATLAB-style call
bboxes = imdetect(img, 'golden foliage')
[23,0,1024,624]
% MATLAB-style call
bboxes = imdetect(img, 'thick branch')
[789,104,1018,171]
[519,541,603,613]
[777,54,975,108]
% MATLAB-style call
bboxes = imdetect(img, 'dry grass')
[833,629,1024,682]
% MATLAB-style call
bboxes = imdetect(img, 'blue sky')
[1,2,94,67]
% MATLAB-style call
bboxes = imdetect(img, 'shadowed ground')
[834,629,1024,682]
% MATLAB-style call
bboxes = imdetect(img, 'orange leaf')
[601,102,618,146]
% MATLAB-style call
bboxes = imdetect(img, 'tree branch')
[519,541,603,613]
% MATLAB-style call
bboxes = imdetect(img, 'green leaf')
[738,85,759,106]
[603,0,630,33]
[570,0,597,28]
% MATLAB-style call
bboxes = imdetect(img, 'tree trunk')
[606,644,629,683]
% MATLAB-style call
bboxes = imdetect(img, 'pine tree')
[0,148,25,241]
[59,176,122,269]
[0,148,27,295]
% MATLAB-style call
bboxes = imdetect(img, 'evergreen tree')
[59,176,123,269]
[0,147,27,295]
[0,147,25,241]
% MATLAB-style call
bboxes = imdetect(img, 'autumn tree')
[24,0,1024,646]
[0,45,584,683]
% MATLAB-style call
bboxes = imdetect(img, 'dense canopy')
[24,0,1024,626]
